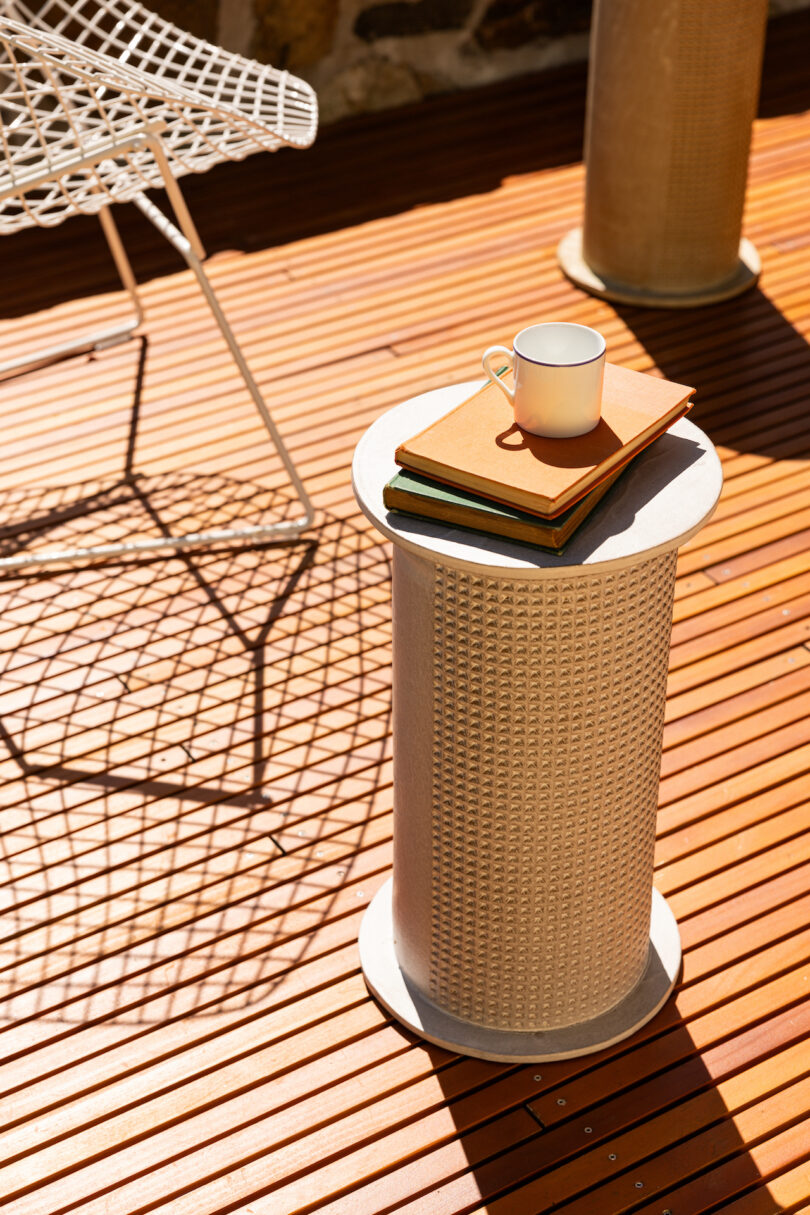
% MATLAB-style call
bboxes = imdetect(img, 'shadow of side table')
[353,382,722,1062]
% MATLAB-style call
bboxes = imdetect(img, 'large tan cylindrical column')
[353,383,722,1062]
[558,0,768,307]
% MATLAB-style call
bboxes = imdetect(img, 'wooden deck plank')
[661,664,810,757]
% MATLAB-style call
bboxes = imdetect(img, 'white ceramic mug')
[482,322,606,438]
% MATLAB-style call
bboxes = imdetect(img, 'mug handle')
[482,346,515,402]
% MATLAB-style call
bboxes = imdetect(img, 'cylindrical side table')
[558,0,768,308]
[353,383,722,1062]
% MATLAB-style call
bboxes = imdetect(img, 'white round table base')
[558,228,760,309]
[360,878,682,1063]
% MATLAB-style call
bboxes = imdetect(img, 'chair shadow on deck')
[0,335,393,1029]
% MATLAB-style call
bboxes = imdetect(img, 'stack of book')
[384,363,695,553]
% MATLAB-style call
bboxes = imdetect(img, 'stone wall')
[151,0,810,124]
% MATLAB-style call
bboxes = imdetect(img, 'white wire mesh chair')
[0,1,318,568]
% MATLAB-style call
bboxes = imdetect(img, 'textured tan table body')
[560,0,768,306]
[393,546,676,1031]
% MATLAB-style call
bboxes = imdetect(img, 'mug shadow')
[496,418,622,466]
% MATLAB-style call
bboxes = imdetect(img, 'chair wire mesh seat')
[0,0,318,568]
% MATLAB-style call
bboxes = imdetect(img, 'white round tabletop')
[352,381,723,575]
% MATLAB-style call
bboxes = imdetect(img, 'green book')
[383,465,625,553]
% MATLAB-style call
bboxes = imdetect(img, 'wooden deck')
[1,10,810,1213]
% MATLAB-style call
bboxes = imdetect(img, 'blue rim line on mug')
[513,323,606,369]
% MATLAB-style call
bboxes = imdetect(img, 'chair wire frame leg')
[0,136,315,571]
[0,204,144,383]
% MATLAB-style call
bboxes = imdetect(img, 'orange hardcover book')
[395,363,694,519]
